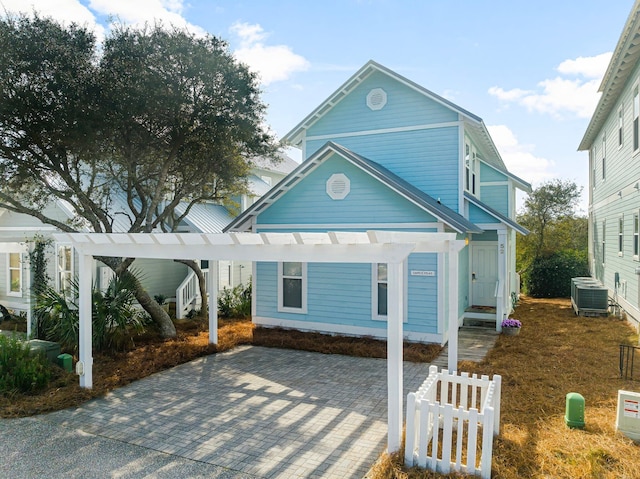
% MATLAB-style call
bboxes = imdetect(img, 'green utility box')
[565,392,585,429]
[27,339,61,364]
[57,353,73,372]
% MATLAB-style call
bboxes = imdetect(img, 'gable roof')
[464,192,529,235]
[579,1,640,150]
[282,60,511,175]
[224,141,484,234]
[251,152,299,175]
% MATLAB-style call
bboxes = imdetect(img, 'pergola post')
[447,241,460,372]
[208,260,218,344]
[387,260,404,453]
[78,253,93,388]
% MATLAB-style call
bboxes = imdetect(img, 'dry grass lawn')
[371,296,640,479]
[0,316,441,417]
[3,296,640,479]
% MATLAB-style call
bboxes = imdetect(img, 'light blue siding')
[257,153,439,226]
[468,204,500,225]
[256,254,441,335]
[479,163,508,182]
[406,254,439,333]
[480,185,509,216]
[306,127,460,211]
[472,231,499,242]
[309,70,458,138]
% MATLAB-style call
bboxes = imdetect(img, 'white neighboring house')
[579,1,640,329]
[0,153,297,323]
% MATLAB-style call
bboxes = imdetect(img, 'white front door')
[471,243,498,307]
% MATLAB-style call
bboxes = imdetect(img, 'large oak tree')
[0,15,278,337]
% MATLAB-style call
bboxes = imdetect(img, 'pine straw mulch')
[1,316,442,418]
[370,296,640,479]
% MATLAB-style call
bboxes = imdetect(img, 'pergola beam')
[55,231,465,454]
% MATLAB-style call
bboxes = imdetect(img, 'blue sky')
[1,0,636,211]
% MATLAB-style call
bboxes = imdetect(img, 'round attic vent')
[326,173,350,200]
[366,88,387,111]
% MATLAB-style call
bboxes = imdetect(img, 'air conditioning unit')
[571,277,599,302]
[575,284,609,313]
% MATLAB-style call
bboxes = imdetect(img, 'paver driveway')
[43,345,433,479]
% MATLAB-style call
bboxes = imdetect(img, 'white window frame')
[464,142,479,195]
[277,262,307,313]
[372,263,388,321]
[634,212,639,260]
[56,243,74,294]
[619,214,624,257]
[6,252,22,297]
[591,147,596,190]
[602,220,606,266]
[602,131,606,180]
[633,84,639,152]
[618,105,624,149]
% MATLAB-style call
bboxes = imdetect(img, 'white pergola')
[52,230,465,453]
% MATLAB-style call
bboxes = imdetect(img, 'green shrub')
[218,281,252,318]
[524,250,589,298]
[0,334,51,395]
[36,274,145,352]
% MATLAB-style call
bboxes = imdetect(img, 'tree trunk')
[97,256,176,338]
[174,259,208,317]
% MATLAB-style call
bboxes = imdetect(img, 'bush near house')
[218,281,252,319]
[0,334,52,396]
[524,250,589,297]
[35,274,146,352]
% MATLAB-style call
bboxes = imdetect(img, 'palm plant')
[35,273,145,352]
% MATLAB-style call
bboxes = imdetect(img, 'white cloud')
[557,52,612,78]
[0,0,206,40]
[88,0,205,35]
[0,0,105,38]
[230,22,309,86]
[489,53,612,119]
[488,124,554,185]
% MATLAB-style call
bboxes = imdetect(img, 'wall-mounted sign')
[411,270,435,277]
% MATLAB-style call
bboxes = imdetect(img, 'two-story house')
[579,1,640,329]
[226,61,530,345]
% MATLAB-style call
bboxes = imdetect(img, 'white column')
[387,260,404,453]
[78,253,93,388]
[447,242,459,372]
[497,230,507,332]
[208,260,218,345]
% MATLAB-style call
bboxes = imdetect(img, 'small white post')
[78,253,93,388]
[387,260,404,453]
[208,260,218,345]
[448,241,459,372]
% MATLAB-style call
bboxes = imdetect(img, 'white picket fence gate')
[405,365,501,479]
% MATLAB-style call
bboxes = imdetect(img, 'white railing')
[405,365,501,479]
[175,268,209,319]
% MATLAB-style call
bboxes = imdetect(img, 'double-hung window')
[602,132,606,180]
[634,213,639,259]
[278,262,306,313]
[619,215,624,256]
[57,244,73,294]
[634,85,639,151]
[619,105,624,148]
[373,263,388,320]
[7,252,22,297]
[602,220,606,266]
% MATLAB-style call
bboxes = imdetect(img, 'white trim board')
[305,121,462,141]
[256,223,442,231]
[254,316,442,344]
